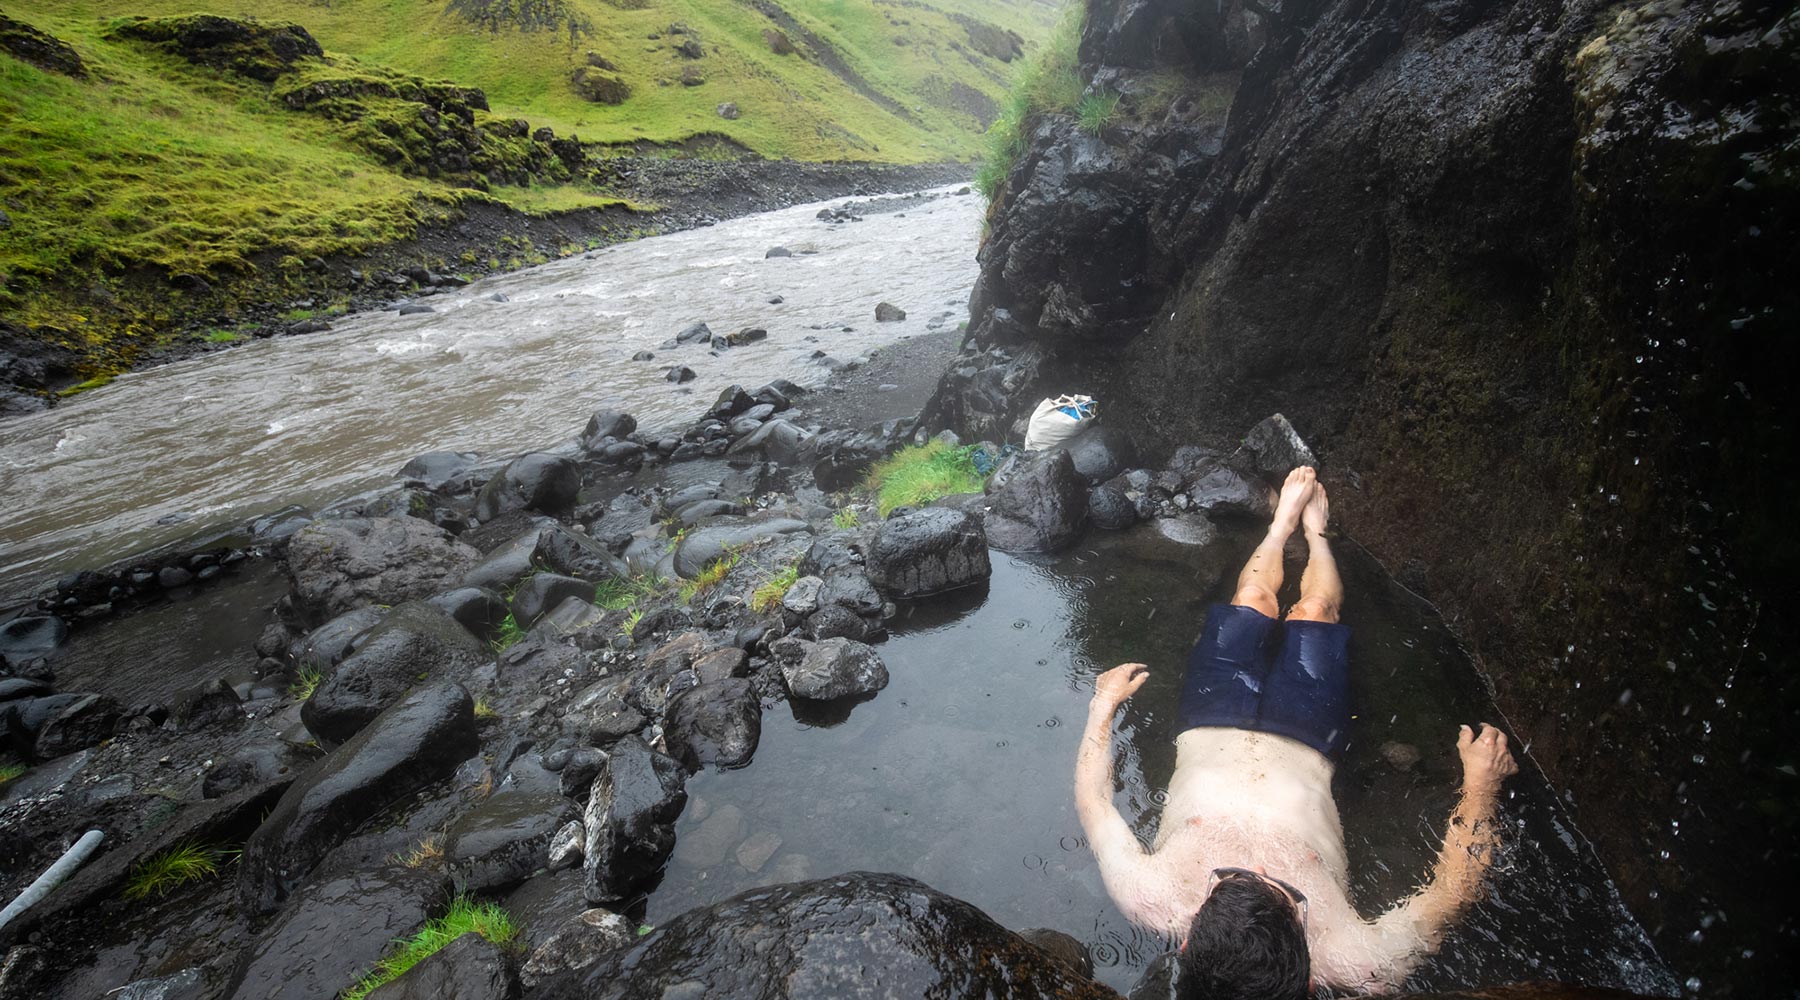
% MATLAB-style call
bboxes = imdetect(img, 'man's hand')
[1457,723,1519,795]
[1093,663,1149,713]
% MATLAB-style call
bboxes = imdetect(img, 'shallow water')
[650,525,1678,996]
[0,187,982,600]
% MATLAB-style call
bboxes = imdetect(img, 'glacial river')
[0,186,983,601]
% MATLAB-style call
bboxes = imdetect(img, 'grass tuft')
[343,897,521,1000]
[863,441,989,516]
[593,574,663,611]
[832,507,862,530]
[472,696,498,720]
[621,608,645,638]
[395,835,443,868]
[0,758,27,785]
[289,660,326,700]
[124,841,232,900]
[678,551,739,604]
[490,612,526,653]
[750,562,800,613]
[1076,90,1120,135]
[974,4,1086,200]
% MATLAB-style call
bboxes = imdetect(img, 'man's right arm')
[1076,664,1153,920]
[1340,724,1519,991]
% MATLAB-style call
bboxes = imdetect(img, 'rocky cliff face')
[952,0,1798,992]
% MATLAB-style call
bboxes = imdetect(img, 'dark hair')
[1175,876,1311,1000]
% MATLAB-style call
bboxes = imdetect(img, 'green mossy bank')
[0,0,1056,403]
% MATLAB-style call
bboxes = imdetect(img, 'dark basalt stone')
[289,606,386,668]
[866,508,991,599]
[302,602,486,745]
[531,524,628,584]
[475,454,581,521]
[287,517,480,623]
[664,678,761,770]
[531,872,1121,999]
[365,930,521,1000]
[510,573,596,629]
[240,681,477,914]
[983,450,1088,553]
[427,587,510,642]
[581,736,687,905]
[397,450,484,493]
[447,791,579,894]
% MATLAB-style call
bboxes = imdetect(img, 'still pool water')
[649,523,1679,996]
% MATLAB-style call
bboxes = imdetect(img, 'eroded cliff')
[947,0,1798,991]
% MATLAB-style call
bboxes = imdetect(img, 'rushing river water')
[0,186,982,600]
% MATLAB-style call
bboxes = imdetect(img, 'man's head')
[1175,869,1311,1000]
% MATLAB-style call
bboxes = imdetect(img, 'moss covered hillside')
[0,0,1055,384]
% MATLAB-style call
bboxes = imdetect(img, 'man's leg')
[1289,482,1341,623]
[1232,467,1315,619]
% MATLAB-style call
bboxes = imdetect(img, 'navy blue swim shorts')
[1175,603,1352,759]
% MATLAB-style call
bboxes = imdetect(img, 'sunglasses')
[1209,867,1309,930]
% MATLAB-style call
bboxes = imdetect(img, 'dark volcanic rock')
[0,615,67,665]
[240,681,477,914]
[874,302,907,322]
[32,693,123,760]
[866,508,990,599]
[674,322,712,345]
[531,872,1119,999]
[226,866,451,1000]
[520,908,636,988]
[776,636,887,700]
[108,14,323,82]
[673,516,810,578]
[1241,413,1316,478]
[286,517,480,622]
[290,606,386,667]
[664,678,761,770]
[1087,483,1139,530]
[428,587,511,641]
[1050,424,1136,485]
[1184,464,1270,521]
[447,791,579,894]
[462,524,551,593]
[366,931,520,1000]
[580,410,637,451]
[582,736,687,905]
[983,450,1087,553]
[510,573,595,629]
[532,524,628,583]
[398,451,484,493]
[302,602,485,745]
[475,454,581,521]
[0,13,87,76]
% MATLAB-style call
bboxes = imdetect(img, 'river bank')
[0,159,970,416]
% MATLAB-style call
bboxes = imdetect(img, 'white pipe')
[0,829,105,935]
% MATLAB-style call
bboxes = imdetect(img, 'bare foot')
[1271,466,1315,535]
[1303,482,1330,537]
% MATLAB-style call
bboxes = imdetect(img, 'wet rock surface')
[983,450,1088,553]
[241,681,477,913]
[302,601,486,744]
[286,517,480,622]
[532,872,1121,999]
[866,507,991,598]
[365,930,520,1000]
[776,636,888,700]
[581,735,687,904]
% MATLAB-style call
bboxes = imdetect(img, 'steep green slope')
[0,0,1056,383]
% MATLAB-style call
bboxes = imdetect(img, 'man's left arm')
[1340,724,1519,991]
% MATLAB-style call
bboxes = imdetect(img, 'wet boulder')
[583,735,687,904]
[1049,424,1136,485]
[240,681,478,914]
[1087,482,1139,530]
[289,606,386,668]
[366,930,520,1000]
[287,517,481,622]
[579,410,637,452]
[462,524,552,593]
[532,524,628,583]
[530,872,1120,999]
[673,516,810,578]
[475,454,581,521]
[866,508,991,599]
[0,677,52,702]
[666,366,697,384]
[510,573,594,629]
[776,636,888,700]
[674,322,712,345]
[727,419,811,464]
[692,647,748,683]
[447,791,580,894]
[397,451,485,493]
[664,678,761,770]
[1242,413,1316,479]
[520,908,635,988]
[204,738,323,799]
[875,302,907,322]
[804,604,870,642]
[31,692,123,760]
[225,866,452,1000]
[173,678,242,731]
[983,450,1088,553]
[428,587,510,642]
[303,602,486,745]
[0,615,67,666]
[1184,464,1270,521]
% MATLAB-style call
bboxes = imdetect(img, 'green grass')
[592,574,664,611]
[750,562,799,613]
[289,660,326,700]
[201,328,241,343]
[831,506,861,530]
[472,696,498,720]
[490,612,526,653]
[863,440,989,516]
[621,607,644,638]
[974,3,1084,200]
[1076,89,1119,135]
[342,897,521,1000]
[124,841,233,900]
[677,551,738,604]
[0,758,26,785]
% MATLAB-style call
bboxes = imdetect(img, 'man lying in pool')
[1075,467,1519,998]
